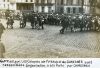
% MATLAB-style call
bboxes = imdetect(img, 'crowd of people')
[19,12,100,34]
[19,12,44,29]
[59,14,100,34]
[2,10,100,34]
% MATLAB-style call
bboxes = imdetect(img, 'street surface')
[1,19,100,58]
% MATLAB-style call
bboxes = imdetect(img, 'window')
[79,7,82,13]
[73,8,76,13]
[48,6,51,13]
[67,7,70,13]
[42,7,45,12]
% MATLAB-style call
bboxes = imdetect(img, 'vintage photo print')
[0,0,100,58]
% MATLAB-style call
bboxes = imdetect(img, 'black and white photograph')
[0,0,100,58]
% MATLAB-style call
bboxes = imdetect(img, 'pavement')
[1,19,100,58]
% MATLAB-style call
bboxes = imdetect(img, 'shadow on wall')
[0,42,5,58]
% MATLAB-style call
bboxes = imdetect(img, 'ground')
[1,19,100,58]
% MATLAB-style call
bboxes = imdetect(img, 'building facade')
[0,0,16,10]
[34,0,55,13]
[56,0,90,14]
[16,0,34,11]
[0,0,90,14]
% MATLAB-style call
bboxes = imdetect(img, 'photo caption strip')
[0,58,100,68]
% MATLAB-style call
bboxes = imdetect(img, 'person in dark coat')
[29,14,35,29]
[40,16,44,29]
[80,17,84,32]
[0,20,5,40]
[10,17,14,29]
[0,20,5,58]
[22,13,27,28]
[74,16,80,32]
[94,18,99,31]
[60,17,69,34]
[0,42,5,58]
[70,17,75,32]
